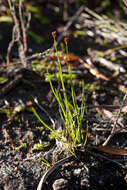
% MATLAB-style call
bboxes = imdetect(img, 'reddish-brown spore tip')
[52,31,56,40]
[64,37,69,46]
[26,101,33,108]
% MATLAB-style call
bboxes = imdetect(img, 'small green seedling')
[33,141,50,151]
[15,143,27,152]
[39,157,51,167]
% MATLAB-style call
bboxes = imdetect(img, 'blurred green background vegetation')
[0,0,126,57]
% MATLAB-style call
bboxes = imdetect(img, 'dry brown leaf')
[50,53,110,81]
[92,145,127,156]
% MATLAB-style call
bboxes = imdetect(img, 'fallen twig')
[7,0,30,66]
[103,92,127,146]
[33,97,55,126]
[52,5,84,49]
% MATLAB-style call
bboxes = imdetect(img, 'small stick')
[7,0,28,66]
[33,97,55,126]
[52,5,84,49]
[103,92,127,146]
[19,0,27,52]
[122,0,127,7]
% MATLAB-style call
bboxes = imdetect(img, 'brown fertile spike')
[52,31,56,40]
[64,37,69,46]
[26,101,33,108]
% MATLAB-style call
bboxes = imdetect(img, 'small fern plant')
[31,31,88,156]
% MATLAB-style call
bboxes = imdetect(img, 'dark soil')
[0,2,127,190]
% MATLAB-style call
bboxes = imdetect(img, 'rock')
[52,178,69,190]
[73,168,81,176]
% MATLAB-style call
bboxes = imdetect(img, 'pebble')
[73,168,81,176]
[52,178,69,190]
